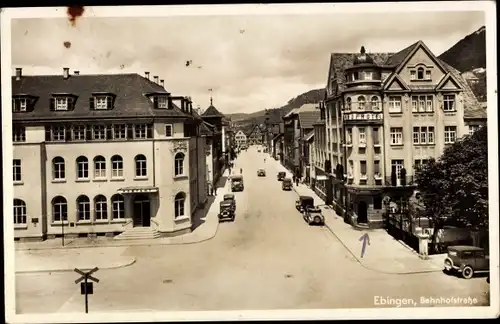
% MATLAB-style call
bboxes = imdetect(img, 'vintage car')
[223,193,236,211]
[303,206,325,225]
[231,175,244,192]
[282,178,293,191]
[443,245,490,279]
[257,169,266,177]
[295,195,314,213]
[277,172,286,181]
[218,201,235,222]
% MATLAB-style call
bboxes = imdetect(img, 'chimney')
[180,98,185,112]
[160,79,164,87]
[188,100,193,114]
[63,67,70,79]
[15,68,22,81]
[74,71,80,75]
[153,76,159,84]
[145,71,150,79]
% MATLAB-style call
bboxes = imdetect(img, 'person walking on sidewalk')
[213,185,218,196]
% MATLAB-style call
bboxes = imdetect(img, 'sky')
[10,9,485,114]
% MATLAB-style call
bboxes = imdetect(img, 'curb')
[16,257,137,274]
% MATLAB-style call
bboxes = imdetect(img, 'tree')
[415,126,488,252]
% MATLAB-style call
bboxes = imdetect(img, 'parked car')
[443,245,490,279]
[282,178,293,190]
[277,172,286,181]
[223,193,236,211]
[303,206,325,225]
[231,175,244,192]
[218,201,235,222]
[295,195,314,213]
[257,169,266,177]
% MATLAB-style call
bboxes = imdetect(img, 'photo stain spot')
[67,6,85,27]
[285,274,293,278]
[63,41,71,49]
[163,279,173,284]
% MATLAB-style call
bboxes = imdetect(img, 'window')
[158,96,168,109]
[374,196,383,210]
[413,127,420,144]
[374,160,380,175]
[55,97,69,110]
[348,160,354,175]
[428,127,435,144]
[358,127,366,144]
[52,196,68,222]
[113,124,127,140]
[346,128,353,144]
[13,159,22,182]
[360,161,367,176]
[444,126,457,144]
[419,96,426,112]
[111,194,125,219]
[111,155,123,178]
[52,157,65,180]
[373,127,380,145]
[13,98,28,112]
[72,125,86,141]
[135,154,147,177]
[174,192,186,218]
[388,96,402,113]
[95,96,108,110]
[443,95,456,111]
[76,156,89,179]
[52,126,66,141]
[358,96,365,110]
[426,96,433,112]
[411,96,418,113]
[425,70,431,80]
[94,195,108,220]
[363,72,373,80]
[134,124,147,139]
[346,98,351,111]
[417,67,424,80]
[469,125,481,135]
[420,127,427,144]
[390,127,403,145]
[13,126,26,142]
[77,195,91,221]
[165,124,173,137]
[92,125,106,140]
[415,159,430,170]
[174,153,184,176]
[371,96,379,111]
[410,70,416,80]
[413,126,434,145]
[14,199,27,224]
[391,160,404,179]
[94,156,106,178]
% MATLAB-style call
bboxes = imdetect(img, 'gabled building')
[234,130,247,147]
[312,102,328,202]
[247,123,264,145]
[323,42,486,229]
[11,68,207,241]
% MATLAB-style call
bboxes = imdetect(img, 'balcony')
[359,174,368,181]
[374,173,383,181]
[358,141,366,148]
[384,176,416,187]
[373,141,382,148]
[343,141,353,148]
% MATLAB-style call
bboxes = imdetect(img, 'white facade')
[234,130,247,147]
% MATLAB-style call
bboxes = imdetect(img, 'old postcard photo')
[2,2,498,322]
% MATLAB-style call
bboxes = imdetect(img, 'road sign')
[80,282,93,295]
[74,267,100,284]
[74,267,100,313]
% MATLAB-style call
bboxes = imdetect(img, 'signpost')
[74,267,100,313]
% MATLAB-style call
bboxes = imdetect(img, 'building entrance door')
[133,195,151,227]
[358,201,368,224]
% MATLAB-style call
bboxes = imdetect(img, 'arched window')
[76,156,88,179]
[111,155,123,178]
[94,195,108,220]
[417,67,424,80]
[174,153,185,176]
[14,199,27,224]
[52,157,65,180]
[76,195,91,221]
[358,96,365,110]
[371,96,379,111]
[346,98,352,111]
[52,196,67,222]
[174,192,186,218]
[94,156,106,178]
[111,194,125,219]
[135,154,147,177]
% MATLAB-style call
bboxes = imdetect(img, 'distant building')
[11,68,207,241]
[247,124,264,145]
[234,130,247,147]
[312,103,328,201]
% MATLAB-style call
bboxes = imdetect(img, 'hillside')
[438,26,486,73]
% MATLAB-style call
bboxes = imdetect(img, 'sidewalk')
[269,159,444,275]
[15,169,232,252]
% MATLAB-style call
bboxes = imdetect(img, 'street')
[15,146,489,313]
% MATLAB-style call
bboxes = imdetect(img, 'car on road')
[296,195,314,213]
[223,193,236,211]
[231,175,244,192]
[303,206,325,225]
[282,178,293,191]
[443,245,489,279]
[218,201,235,222]
[257,169,266,177]
[277,172,286,181]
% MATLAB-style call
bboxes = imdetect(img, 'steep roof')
[304,130,315,141]
[384,41,419,66]
[200,121,214,136]
[202,105,225,118]
[12,73,190,121]
[298,110,321,129]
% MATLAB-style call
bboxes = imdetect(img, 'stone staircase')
[113,227,162,240]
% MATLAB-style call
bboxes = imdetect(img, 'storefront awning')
[117,186,159,194]
[316,175,328,181]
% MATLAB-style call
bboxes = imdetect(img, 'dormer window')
[410,70,416,80]
[158,96,168,109]
[50,95,76,111]
[90,95,114,110]
[417,67,424,80]
[56,97,68,110]
[13,98,27,112]
[425,70,431,80]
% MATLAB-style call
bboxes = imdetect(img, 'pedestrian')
[292,175,296,184]
[214,186,217,196]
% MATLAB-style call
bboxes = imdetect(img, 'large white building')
[12,68,207,241]
[234,130,247,147]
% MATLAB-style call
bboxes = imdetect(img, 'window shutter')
[68,97,75,110]
[89,97,95,110]
[106,96,113,109]
[146,125,153,138]
[106,126,113,140]
[45,126,52,141]
[127,125,134,139]
[49,98,55,111]
[86,126,92,141]
[153,96,159,109]
[167,97,173,109]
[65,126,72,141]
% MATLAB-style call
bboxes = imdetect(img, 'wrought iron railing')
[384,176,416,187]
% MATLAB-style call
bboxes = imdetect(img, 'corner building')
[12,68,207,241]
[323,42,486,229]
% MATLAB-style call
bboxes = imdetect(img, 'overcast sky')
[11,10,485,114]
